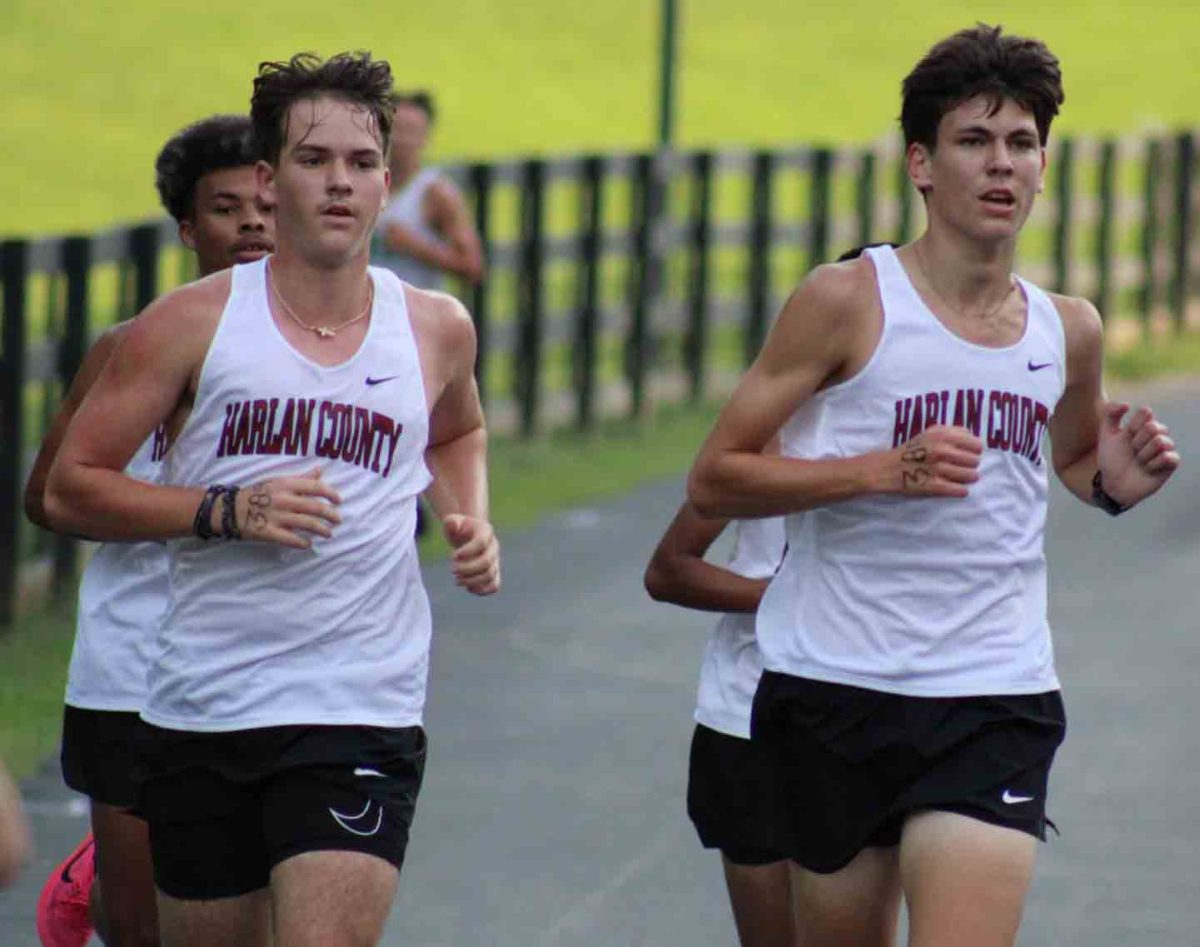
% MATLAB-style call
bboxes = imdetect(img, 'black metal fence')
[2,131,1197,623]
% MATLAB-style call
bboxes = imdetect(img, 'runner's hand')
[890,425,982,498]
[1097,403,1180,507]
[233,468,342,549]
[443,514,500,595]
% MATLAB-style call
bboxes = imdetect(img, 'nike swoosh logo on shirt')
[1002,790,1036,805]
[353,767,386,778]
[365,375,401,386]
[1027,360,1053,372]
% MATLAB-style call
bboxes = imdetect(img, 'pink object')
[36,833,96,947]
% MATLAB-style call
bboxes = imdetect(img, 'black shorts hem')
[154,872,269,901]
[269,840,407,873]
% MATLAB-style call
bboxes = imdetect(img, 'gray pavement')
[3,381,1199,946]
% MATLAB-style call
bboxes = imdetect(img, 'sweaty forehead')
[283,96,383,152]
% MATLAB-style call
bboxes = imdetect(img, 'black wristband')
[193,485,228,540]
[221,486,242,540]
[1091,470,1128,517]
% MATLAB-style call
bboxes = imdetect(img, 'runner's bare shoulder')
[116,269,235,370]
[403,283,476,354]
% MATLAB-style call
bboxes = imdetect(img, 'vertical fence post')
[55,236,92,590]
[627,153,657,419]
[895,143,914,245]
[856,149,876,249]
[684,151,713,403]
[468,163,492,404]
[515,160,544,438]
[130,223,160,315]
[1172,132,1195,333]
[1053,138,1075,294]
[1094,139,1117,320]
[807,148,832,272]
[746,151,774,365]
[0,240,28,627]
[574,156,604,430]
[1140,138,1163,336]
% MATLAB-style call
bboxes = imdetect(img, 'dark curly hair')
[154,114,260,223]
[251,51,394,165]
[901,24,1064,149]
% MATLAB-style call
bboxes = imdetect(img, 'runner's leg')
[900,811,1036,947]
[155,889,269,947]
[270,851,398,947]
[722,857,794,947]
[91,801,158,947]
[790,847,901,947]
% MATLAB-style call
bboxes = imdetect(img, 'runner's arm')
[44,279,342,547]
[24,325,126,529]
[43,291,212,540]
[1049,295,1179,508]
[381,180,485,284]
[424,296,498,594]
[688,261,982,518]
[645,504,767,614]
[1047,296,1106,503]
[427,179,485,283]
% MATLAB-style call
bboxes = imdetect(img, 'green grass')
[1107,324,1200,381]
[3,0,1199,236]
[0,595,77,778]
[1,397,724,778]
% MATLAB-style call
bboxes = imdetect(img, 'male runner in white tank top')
[646,491,790,947]
[375,90,485,290]
[688,25,1179,947]
[25,114,274,947]
[44,52,499,947]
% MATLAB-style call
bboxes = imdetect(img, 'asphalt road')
[2,379,1197,946]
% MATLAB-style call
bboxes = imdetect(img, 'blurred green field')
[3,0,1199,236]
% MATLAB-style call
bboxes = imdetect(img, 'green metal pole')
[658,0,678,149]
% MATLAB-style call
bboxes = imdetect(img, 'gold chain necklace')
[915,243,1016,325]
[269,263,374,340]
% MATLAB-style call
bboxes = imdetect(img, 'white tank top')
[66,430,169,711]
[144,257,434,732]
[756,244,1066,697]
[693,516,787,739]
[373,167,449,292]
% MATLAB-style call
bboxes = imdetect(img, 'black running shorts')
[751,671,1066,874]
[61,705,147,810]
[135,723,427,900]
[687,723,787,866]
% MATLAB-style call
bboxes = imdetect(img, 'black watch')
[1091,470,1128,517]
